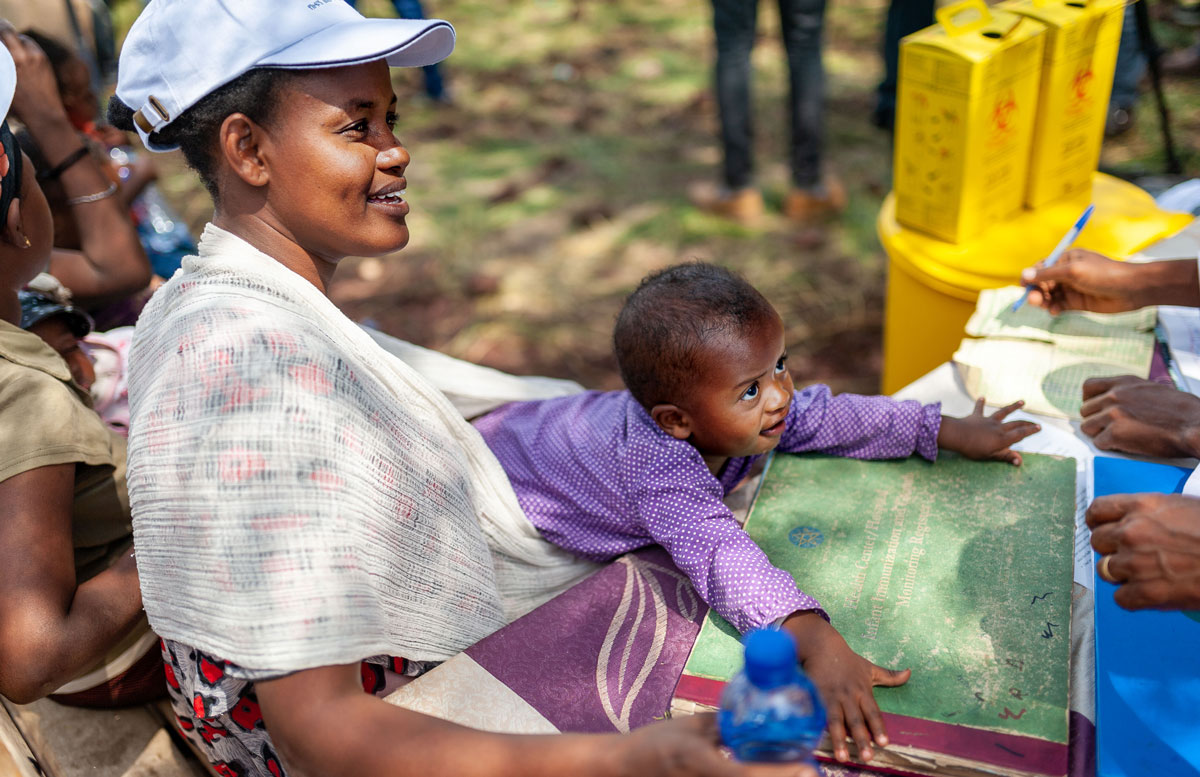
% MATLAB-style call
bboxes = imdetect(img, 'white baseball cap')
[0,43,15,123]
[116,0,455,151]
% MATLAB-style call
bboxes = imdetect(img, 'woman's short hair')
[107,68,295,202]
[613,262,777,410]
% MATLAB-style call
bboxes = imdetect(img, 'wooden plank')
[1,698,204,777]
[0,703,41,777]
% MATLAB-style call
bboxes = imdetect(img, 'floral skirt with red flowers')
[161,639,428,777]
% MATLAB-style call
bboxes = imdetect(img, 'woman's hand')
[1088,493,1200,611]
[0,23,71,130]
[937,399,1041,466]
[258,663,818,777]
[1080,376,1200,459]
[1020,250,1200,315]
[620,714,818,777]
[783,612,910,763]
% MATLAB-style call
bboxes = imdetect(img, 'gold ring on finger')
[1097,554,1119,584]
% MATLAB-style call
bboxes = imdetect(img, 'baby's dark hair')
[614,262,777,409]
[107,68,296,202]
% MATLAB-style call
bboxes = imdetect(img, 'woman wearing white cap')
[110,2,815,776]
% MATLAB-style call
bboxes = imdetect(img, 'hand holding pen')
[1012,204,1095,312]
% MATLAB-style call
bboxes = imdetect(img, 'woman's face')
[259,61,411,265]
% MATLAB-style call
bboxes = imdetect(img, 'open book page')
[953,336,1153,419]
[965,286,1155,348]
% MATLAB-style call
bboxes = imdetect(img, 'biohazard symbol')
[1073,67,1094,101]
[992,91,1017,133]
[1070,65,1099,114]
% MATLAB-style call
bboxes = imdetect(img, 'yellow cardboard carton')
[999,0,1125,208]
[894,0,1046,243]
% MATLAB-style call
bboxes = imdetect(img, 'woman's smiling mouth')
[367,180,408,213]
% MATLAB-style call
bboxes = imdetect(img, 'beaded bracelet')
[66,181,118,206]
[36,145,89,182]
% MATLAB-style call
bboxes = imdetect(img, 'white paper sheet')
[1158,303,1200,397]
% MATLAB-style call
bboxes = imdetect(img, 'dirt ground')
[144,0,1200,396]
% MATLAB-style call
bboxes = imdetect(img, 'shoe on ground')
[698,187,764,224]
[1105,105,1135,138]
[783,177,847,223]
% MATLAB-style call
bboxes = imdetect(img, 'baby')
[473,262,1039,762]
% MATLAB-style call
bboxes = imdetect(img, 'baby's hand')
[783,613,910,763]
[938,399,1041,465]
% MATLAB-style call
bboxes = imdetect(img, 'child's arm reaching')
[783,611,910,764]
[937,398,1040,466]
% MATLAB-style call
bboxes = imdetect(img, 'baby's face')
[681,313,794,460]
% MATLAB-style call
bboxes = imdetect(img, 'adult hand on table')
[1088,493,1200,611]
[1079,376,1200,459]
[1020,250,1200,315]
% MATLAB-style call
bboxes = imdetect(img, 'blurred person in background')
[698,0,845,225]
[5,25,151,328]
[0,26,158,708]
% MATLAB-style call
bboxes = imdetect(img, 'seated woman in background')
[23,29,197,284]
[0,26,159,707]
[8,28,151,328]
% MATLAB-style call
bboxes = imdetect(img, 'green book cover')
[677,452,1076,775]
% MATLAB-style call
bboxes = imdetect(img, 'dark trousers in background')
[711,0,828,190]
[875,0,936,131]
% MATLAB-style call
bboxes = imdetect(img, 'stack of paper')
[953,287,1156,418]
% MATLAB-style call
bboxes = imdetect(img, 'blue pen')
[1012,203,1096,312]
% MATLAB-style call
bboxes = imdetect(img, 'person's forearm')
[936,415,960,451]
[1130,259,1200,308]
[782,610,836,661]
[270,692,623,777]
[21,110,151,303]
[0,555,143,702]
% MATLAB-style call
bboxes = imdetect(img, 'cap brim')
[0,45,15,122]
[259,18,454,70]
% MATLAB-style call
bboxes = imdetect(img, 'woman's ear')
[1,198,29,249]
[650,403,692,440]
[218,113,270,188]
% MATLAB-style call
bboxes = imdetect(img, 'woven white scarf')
[127,224,597,672]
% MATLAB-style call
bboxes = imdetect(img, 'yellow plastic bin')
[879,172,1193,394]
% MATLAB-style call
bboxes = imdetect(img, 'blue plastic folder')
[1092,457,1200,777]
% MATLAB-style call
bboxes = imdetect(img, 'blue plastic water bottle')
[718,628,826,763]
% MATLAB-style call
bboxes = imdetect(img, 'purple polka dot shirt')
[473,386,941,633]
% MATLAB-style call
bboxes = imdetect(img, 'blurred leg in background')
[1107,2,1146,137]
[778,0,845,222]
[873,0,936,133]
[707,0,765,221]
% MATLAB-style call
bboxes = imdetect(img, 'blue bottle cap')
[743,629,797,689]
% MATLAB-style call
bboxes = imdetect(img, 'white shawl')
[127,225,597,672]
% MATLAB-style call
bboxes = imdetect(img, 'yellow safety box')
[1000,0,1125,209]
[879,173,1191,394]
[894,0,1046,243]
